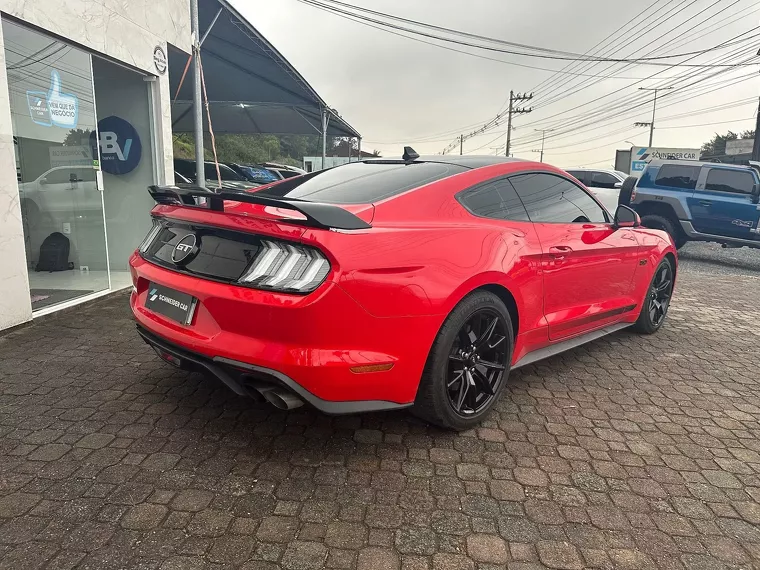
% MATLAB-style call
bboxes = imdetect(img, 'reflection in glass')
[3,19,108,310]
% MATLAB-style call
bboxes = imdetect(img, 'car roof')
[565,167,617,173]
[647,159,751,170]
[363,155,527,169]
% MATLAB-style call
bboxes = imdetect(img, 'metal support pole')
[347,137,351,163]
[459,134,463,155]
[321,108,328,170]
[358,137,362,158]
[190,0,205,187]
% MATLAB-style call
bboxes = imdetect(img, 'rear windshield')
[258,161,468,204]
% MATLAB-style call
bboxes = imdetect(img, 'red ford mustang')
[130,149,676,429]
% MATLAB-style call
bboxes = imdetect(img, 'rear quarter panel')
[303,162,547,339]
[630,226,678,310]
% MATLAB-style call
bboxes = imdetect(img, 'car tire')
[640,214,686,249]
[413,291,513,431]
[632,257,674,335]
[618,176,637,205]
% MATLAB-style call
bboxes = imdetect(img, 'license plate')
[145,282,197,325]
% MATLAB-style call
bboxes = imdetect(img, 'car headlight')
[239,240,330,293]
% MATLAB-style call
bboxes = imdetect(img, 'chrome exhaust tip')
[262,388,304,410]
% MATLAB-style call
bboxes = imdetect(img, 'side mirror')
[39,177,48,185]
[614,181,623,189]
[614,204,640,228]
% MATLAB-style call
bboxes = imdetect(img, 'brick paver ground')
[1,270,759,569]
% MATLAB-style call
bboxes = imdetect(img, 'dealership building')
[0,0,360,332]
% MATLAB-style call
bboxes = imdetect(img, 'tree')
[701,129,756,157]
[63,128,92,147]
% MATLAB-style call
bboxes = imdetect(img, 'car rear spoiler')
[148,185,371,231]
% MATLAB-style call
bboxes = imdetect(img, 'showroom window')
[3,19,108,310]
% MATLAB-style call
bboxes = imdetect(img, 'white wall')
[0,20,31,330]
[0,0,191,72]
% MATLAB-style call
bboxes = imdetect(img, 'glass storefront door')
[92,57,157,292]
[3,19,109,311]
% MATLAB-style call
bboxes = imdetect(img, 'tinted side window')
[174,161,195,180]
[205,163,245,181]
[510,173,608,224]
[459,180,530,221]
[566,171,587,184]
[260,162,467,204]
[654,165,699,190]
[705,168,754,194]
[589,171,619,189]
[45,168,92,184]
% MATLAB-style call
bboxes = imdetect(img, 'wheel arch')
[476,283,519,338]
[442,273,522,338]
[664,251,677,284]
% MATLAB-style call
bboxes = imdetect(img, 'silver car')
[565,168,627,212]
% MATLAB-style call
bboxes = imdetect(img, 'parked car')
[173,159,255,191]
[565,168,627,212]
[18,166,99,219]
[263,162,306,179]
[620,159,760,249]
[225,163,280,185]
[131,149,676,430]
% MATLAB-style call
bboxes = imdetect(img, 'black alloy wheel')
[414,291,513,430]
[446,308,508,417]
[648,261,673,327]
[633,257,674,334]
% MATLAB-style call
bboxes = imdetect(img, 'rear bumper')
[136,325,411,414]
[129,253,442,412]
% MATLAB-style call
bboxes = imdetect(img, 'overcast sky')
[232,0,759,168]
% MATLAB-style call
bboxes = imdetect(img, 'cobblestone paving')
[1,270,759,570]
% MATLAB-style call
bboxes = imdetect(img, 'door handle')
[548,245,572,262]
[699,200,712,207]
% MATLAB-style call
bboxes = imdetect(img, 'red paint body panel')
[129,160,676,408]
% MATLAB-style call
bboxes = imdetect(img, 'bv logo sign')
[90,115,142,175]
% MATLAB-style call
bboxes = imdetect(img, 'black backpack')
[36,232,71,272]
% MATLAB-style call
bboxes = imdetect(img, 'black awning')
[170,0,360,138]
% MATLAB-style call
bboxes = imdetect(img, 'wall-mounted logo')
[90,115,142,175]
[27,70,78,128]
[171,234,198,264]
[153,46,167,75]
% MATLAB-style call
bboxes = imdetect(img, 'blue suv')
[620,160,760,249]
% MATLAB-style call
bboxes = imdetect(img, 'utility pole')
[505,91,533,157]
[634,87,673,147]
[534,129,553,163]
[752,97,760,161]
[460,134,464,155]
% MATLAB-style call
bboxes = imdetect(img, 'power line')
[300,0,755,64]
[510,71,760,152]
[460,3,757,149]
[295,0,759,66]
[509,39,760,148]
